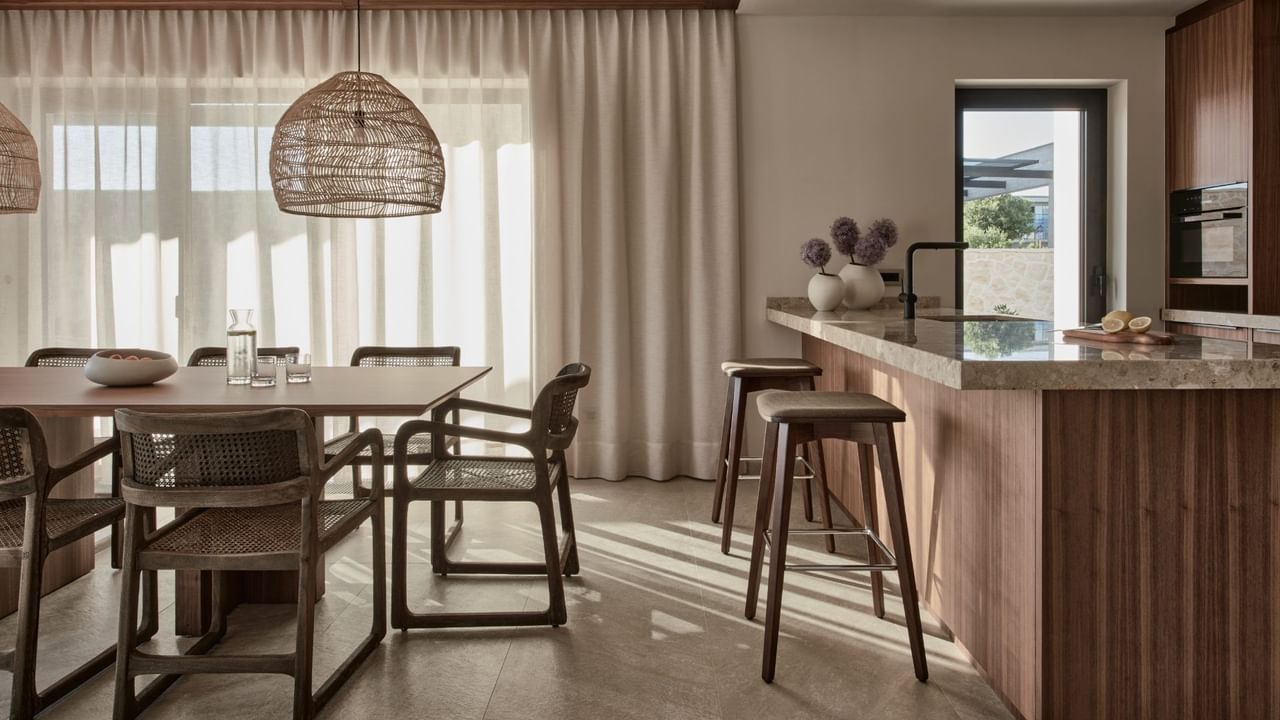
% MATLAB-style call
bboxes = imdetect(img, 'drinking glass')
[286,353,312,384]
[250,357,278,387]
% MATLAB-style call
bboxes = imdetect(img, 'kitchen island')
[767,297,1280,720]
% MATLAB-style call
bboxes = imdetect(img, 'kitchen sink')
[920,314,1031,322]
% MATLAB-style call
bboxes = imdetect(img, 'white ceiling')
[737,0,1200,16]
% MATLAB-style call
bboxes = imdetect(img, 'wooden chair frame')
[391,364,590,629]
[324,345,462,500]
[0,407,158,720]
[111,408,386,720]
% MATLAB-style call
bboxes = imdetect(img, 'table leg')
[0,416,98,618]
[172,417,328,636]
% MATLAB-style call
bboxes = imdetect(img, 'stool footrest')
[762,527,897,573]
[725,455,816,482]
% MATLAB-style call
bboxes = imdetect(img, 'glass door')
[956,89,1107,325]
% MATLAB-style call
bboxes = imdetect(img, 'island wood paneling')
[803,335,1043,719]
[1166,0,1253,193]
[1043,389,1280,720]
[0,1,739,8]
[1164,319,1251,340]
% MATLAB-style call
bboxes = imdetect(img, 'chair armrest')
[394,419,531,465]
[319,428,384,495]
[48,435,119,493]
[432,398,533,421]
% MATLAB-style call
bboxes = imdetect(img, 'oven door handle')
[1175,211,1244,224]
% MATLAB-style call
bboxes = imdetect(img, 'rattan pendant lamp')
[269,0,444,218]
[0,102,40,214]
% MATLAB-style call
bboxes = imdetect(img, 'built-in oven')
[1169,182,1249,278]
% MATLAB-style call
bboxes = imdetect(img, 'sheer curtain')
[0,9,740,480]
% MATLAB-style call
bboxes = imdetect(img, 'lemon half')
[1101,317,1126,334]
[1103,309,1134,326]
[1127,316,1152,334]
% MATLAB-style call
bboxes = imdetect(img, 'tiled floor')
[1,478,1013,719]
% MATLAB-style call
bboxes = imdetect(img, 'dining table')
[0,363,492,635]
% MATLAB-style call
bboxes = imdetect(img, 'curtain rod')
[0,1,739,9]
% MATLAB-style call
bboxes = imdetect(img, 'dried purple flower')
[853,232,888,266]
[830,216,861,259]
[867,218,900,249]
[800,238,833,273]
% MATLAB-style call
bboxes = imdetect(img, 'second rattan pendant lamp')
[0,102,40,214]
[269,0,445,218]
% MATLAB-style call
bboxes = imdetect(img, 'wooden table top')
[0,366,493,417]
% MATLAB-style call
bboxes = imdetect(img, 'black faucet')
[899,241,969,320]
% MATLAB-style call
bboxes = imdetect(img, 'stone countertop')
[769,297,1280,391]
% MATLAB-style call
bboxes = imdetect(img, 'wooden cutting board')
[1063,327,1175,345]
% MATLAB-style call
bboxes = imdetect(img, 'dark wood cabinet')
[1166,0,1280,314]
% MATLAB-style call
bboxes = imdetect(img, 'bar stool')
[712,358,835,555]
[744,390,928,684]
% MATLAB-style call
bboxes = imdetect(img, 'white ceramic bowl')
[84,349,178,387]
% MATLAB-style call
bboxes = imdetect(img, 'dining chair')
[391,363,591,629]
[111,408,386,720]
[323,346,462,499]
[25,347,127,570]
[186,346,301,367]
[0,407,158,720]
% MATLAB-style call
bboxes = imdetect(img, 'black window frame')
[954,88,1108,323]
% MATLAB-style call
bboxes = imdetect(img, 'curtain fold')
[531,9,740,480]
[0,8,740,481]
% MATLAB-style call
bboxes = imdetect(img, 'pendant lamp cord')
[356,0,362,75]
[355,0,364,127]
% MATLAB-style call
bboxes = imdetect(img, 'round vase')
[839,263,885,310]
[807,273,844,312]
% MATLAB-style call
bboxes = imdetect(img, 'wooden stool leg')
[858,444,885,618]
[799,443,816,522]
[744,421,779,620]
[761,423,797,684]
[811,441,836,553]
[873,424,928,682]
[719,378,748,555]
[711,379,737,523]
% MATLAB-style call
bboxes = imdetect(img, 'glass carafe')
[226,309,258,385]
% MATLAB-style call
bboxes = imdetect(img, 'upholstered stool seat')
[757,391,906,423]
[745,389,928,685]
[720,358,822,378]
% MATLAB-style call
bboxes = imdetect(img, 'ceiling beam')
[0,0,739,9]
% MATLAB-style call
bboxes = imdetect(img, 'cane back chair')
[391,363,592,629]
[111,408,386,720]
[186,346,301,367]
[0,408,157,720]
[25,347,131,570]
[322,346,462,498]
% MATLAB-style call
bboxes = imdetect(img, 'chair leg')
[873,424,928,682]
[10,499,47,720]
[858,444,885,618]
[391,490,410,630]
[351,465,367,499]
[555,461,581,577]
[113,505,144,720]
[710,379,736,524]
[744,422,780,621]
[761,423,797,684]
[719,379,748,555]
[110,447,123,570]
[293,534,319,719]
[536,496,568,626]
[430,500,447,576]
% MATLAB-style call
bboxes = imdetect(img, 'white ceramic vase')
[839,263,885,310]
[807,272,845,312]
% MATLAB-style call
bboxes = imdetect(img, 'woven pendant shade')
[0,102,40,215]
[270,71,444,218]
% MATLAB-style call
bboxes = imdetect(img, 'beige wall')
[738,14,1170,357]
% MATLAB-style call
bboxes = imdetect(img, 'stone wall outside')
[964,248,1054,320]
